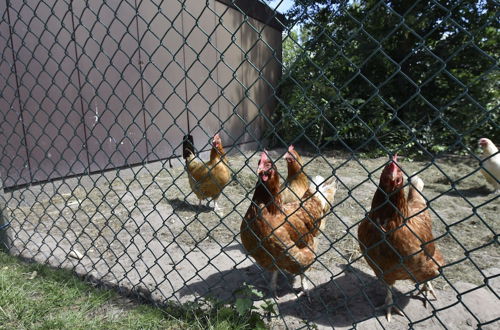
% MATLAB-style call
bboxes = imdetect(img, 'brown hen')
[358,155,444,321]
[241,151,337,298]
[185,133,231,213]
[279,145,310,204]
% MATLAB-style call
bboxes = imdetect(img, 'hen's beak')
[384,159,401,188]
[257,168,270,182]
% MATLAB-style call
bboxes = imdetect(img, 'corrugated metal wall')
[0,0,282,189]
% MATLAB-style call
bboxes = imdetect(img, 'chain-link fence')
[1,0,499,328]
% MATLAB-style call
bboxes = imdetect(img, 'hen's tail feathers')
[410,175,425,192]
[408,175,426,204]
[311,176,338,211]
[184,151,195,164]
[182,134,195,160]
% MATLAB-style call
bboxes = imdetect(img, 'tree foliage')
[273,0,499,156]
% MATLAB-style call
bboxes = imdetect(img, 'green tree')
[274,0,499,156]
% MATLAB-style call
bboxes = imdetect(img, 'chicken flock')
[183,133,498,321]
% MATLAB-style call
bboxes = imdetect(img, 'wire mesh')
[0,0,499,328]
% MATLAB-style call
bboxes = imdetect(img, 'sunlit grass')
[0,251,266,329]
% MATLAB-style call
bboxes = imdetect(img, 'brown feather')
[280,148,310,204]
[358,162,444,286]
[241,157,329,275]
[186,142,230,201]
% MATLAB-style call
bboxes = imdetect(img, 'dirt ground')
[2,147,499,329]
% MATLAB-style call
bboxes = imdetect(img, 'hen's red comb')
[260,150,269,162]
[288,145,294,152]
[386,154,399,173]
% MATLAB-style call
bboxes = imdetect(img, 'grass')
[0,251,266,330]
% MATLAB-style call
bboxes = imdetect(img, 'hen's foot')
[381,286,404,322]
[269,271,279,300]
[213,201,224,215]
[386,306,404,322]
[297,274,312,303]
[415,281,437,308]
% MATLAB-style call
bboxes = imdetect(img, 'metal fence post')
[0,177,10,252]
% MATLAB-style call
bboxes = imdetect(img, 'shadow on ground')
[178,263,410,327]
[276,265,410,327]
[166,198,213,213]
[178,264,298,302]
[444,186,492,198]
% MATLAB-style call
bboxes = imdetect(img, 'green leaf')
[234,297,253,316]
[249,286,264,299]
[260,299,277,315]
[254,319,267,330]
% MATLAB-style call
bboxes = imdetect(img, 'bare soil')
[2,147,499,329]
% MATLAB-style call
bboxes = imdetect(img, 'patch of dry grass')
[4,150,498,289]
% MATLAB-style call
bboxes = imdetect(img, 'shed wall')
[0,0,282,188]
